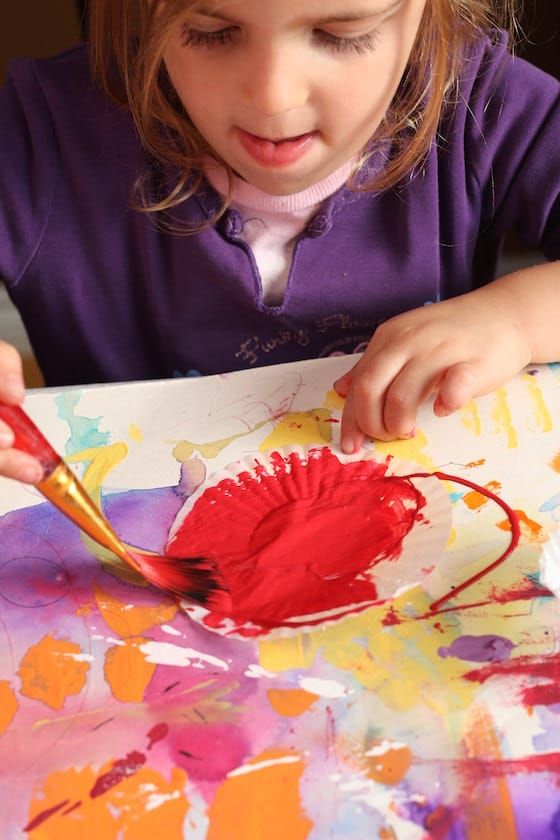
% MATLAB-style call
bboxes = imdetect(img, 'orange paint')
[17,634,89,710]
[459,705,517,838]
[549,451,560,473]
[497,510,545,543]
[266,688,319,717]
[0,680,18,734]
[462,481,501,511]
[207,749,313,840]
[104,637,157,702]
[26,763,189,838]
[366,742,412,785]
[93,581,178,637]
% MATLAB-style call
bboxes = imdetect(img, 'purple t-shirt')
[0,35,559,386]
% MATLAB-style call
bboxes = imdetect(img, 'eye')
[180,25,238,48]
[313,29,380,55]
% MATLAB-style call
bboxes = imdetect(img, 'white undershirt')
[205,160,354,305]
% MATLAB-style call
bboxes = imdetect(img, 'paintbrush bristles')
[128,550,231,612]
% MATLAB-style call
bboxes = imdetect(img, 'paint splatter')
[438,635,515,663]
[90,751,146,798]
[206,749,312,840]
[17,634,90,710]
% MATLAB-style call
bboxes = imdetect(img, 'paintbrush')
[0,402,231,612]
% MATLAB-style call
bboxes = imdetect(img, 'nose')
[241,41,308,117]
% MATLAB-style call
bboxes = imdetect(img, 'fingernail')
[400,427,417,439]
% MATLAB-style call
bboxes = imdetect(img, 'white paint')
[298,676,350,698]
[139,641,229,670]
[160,624,182,636]
[365,739,408,757]
[61,652,94,663]
[244,664,278,679]
[145,790,182,812]
[228,754,301,778]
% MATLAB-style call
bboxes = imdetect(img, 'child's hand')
[0,340,43,483]
[334,288,531,452]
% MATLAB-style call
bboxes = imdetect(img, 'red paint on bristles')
[128,549,231,612]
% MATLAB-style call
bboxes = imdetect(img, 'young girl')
[0,0,559,482]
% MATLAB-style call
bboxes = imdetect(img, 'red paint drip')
[90,751,146,798]
[147,722,169,750]
[170,448,427,629]
[24,800,70,832]
[418,472,520,611]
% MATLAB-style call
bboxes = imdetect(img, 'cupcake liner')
[168,445,452,638]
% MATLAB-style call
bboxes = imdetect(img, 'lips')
[237,128,317,167]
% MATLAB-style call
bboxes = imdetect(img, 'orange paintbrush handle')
[0,403,62,476]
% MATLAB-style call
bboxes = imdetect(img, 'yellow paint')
[460,705,517,838]
[172,419,271,461]
[259,589,504,715]
[374,429,435,472]
[266,688,319,717]
[26,763,189,839]
[323,388,345,412]
[461,400,482,436]
[522,372,553,432]
[0,680,18,734]
[490,389,517,448]
[66,442,144,582]
[260,409,335,449]
[18,634,89,711]
[207,749,313,840]
[67,443,129,503]
[365,741,412,785]
[93,581,178,637]
[128,423,144,442]
[104,637,156,702]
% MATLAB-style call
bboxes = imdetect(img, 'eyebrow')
[193,2,402,25]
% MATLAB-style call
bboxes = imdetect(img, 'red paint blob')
[169,448,427,632]
[90,750,146,798]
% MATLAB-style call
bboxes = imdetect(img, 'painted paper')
[1,356,560,839]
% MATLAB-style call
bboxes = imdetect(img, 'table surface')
[1,355,560,839]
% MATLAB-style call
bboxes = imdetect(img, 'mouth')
[237,129,318,167]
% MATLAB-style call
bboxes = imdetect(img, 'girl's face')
[163,0,427,195]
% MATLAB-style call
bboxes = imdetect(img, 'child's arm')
[0,340,43,482]
[335,261,560,453]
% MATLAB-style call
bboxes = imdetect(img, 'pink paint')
[170,448,427,632]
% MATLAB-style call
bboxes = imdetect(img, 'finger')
[0,449,43,484]
[333,360,356,397]
[381,359,442,438]
[434,362,478,416]
[0,341,25,404]
[339,386,367,454]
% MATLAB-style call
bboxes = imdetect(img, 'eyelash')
[180,26,380,55]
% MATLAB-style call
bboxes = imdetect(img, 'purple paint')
[438,634,515,663]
